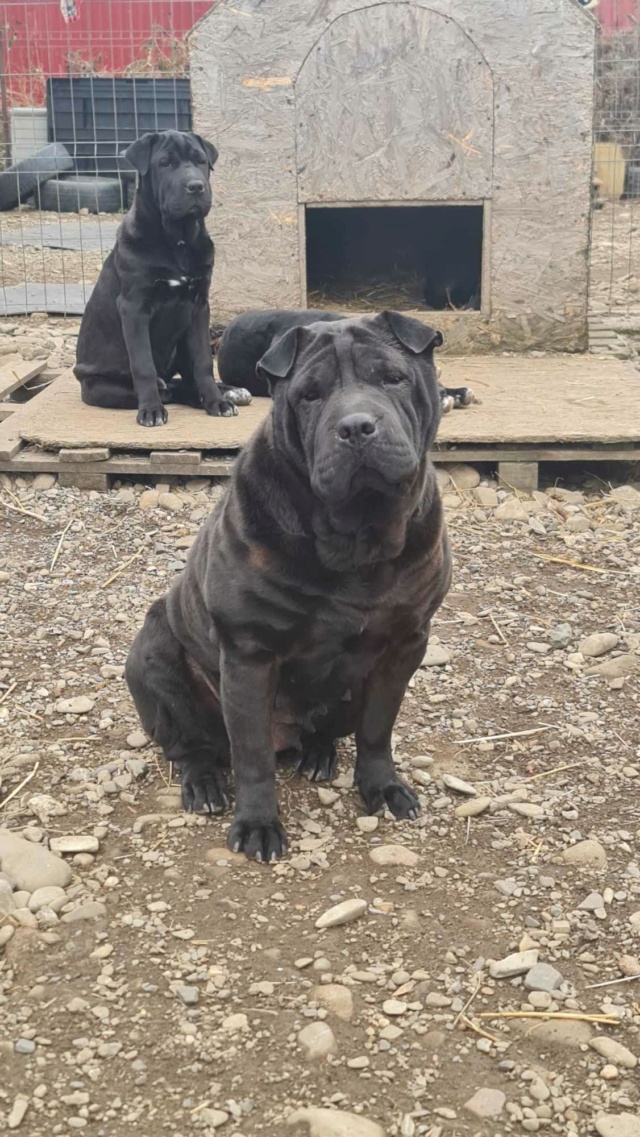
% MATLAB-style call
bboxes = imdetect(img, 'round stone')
[297,1021,338,1060]
[369,845,419,868]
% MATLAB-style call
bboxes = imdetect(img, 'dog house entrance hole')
[305,203,484,313]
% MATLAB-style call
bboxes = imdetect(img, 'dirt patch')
[0,466,639,1135]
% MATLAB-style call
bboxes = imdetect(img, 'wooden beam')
[0,358,47,401]
[498,461,539,492]
[433,446,640,463]
[59,447,111,464]
[149,450,202,470]
[0,415,24,460]
[4,450,235,478]
[58,470,109,492]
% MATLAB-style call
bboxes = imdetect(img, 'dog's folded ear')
[124,133,160,177]
[192,134,219,170]
[256,327,302,391]
[380,310,444,354]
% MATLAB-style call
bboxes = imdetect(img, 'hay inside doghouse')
[307,271,426,313]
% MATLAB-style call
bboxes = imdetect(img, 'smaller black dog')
[75,130,247,427]
[214,308,475,413]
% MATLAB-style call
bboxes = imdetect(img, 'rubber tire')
[38,176,127,214]
[0,142,73,211]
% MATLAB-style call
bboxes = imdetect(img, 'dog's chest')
[152,240,211,308]
[153,273,209,307]
[284,587,400,683]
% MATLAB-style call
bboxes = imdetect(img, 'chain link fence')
[592,0,640,322]
[0,1,213,316]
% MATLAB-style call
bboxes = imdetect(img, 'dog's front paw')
[204,397,238,419]
[227,814,288,862]
[440,394,454,415]
[180,763,229,815]
[137,401,168,428]
[359,777,421,821]
[219,399,239,418]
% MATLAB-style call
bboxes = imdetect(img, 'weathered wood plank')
[58,470,110,492]
[5,450,236,478]
[435,446,640,462]
[498,461,539,493]
[0,405,16,421]
[0,358,47,401]
[434,444,640,460]
[2,444,638,482]
[59,447,111,464]
[149,450,202,470]
[17,371,270,450]
[0,415,24,460]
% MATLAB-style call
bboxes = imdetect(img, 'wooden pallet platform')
[1,356,639,491]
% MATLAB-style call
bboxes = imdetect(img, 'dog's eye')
[301,391,320,403]
[158,155,171,167]
[383,374,405,386]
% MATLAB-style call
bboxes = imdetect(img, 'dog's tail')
[210,323,227,357]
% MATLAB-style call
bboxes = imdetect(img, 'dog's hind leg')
[125,598,229,814]
[444,385,475,409]
[297,733,339,783]
[172,336,251,410]
[80,376,140,410]
[217,384,253,407]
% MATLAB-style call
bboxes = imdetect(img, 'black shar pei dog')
[126,311,452,861]
[75,130,247,427]
[214,307,475,413]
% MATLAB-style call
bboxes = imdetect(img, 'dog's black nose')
[337,413,377,443]
[186,180,205,195]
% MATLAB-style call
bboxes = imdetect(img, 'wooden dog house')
[190,0,595,353]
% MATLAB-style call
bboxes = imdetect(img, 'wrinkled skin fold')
[126,310,453,861]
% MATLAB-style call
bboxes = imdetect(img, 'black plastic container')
[47,77,192,176]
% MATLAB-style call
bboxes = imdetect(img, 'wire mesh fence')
[0,0,639,323]
[0,0,213,316]
[592,0,640,320]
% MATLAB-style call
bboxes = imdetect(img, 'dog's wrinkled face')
[124,130,217,221]
[257,311,443,507]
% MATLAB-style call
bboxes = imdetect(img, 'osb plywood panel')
[17,372,271,451]
[191,0,594,351]
[296,6,493,203]
[438,355,640,443]
[15,357,640,452]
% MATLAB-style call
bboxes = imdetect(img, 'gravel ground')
[0,210,113,290]
[1,465,640,1137]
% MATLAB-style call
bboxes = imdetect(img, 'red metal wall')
[0,1,216,105]
[598,0,638,32]
[4,0,635,109]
